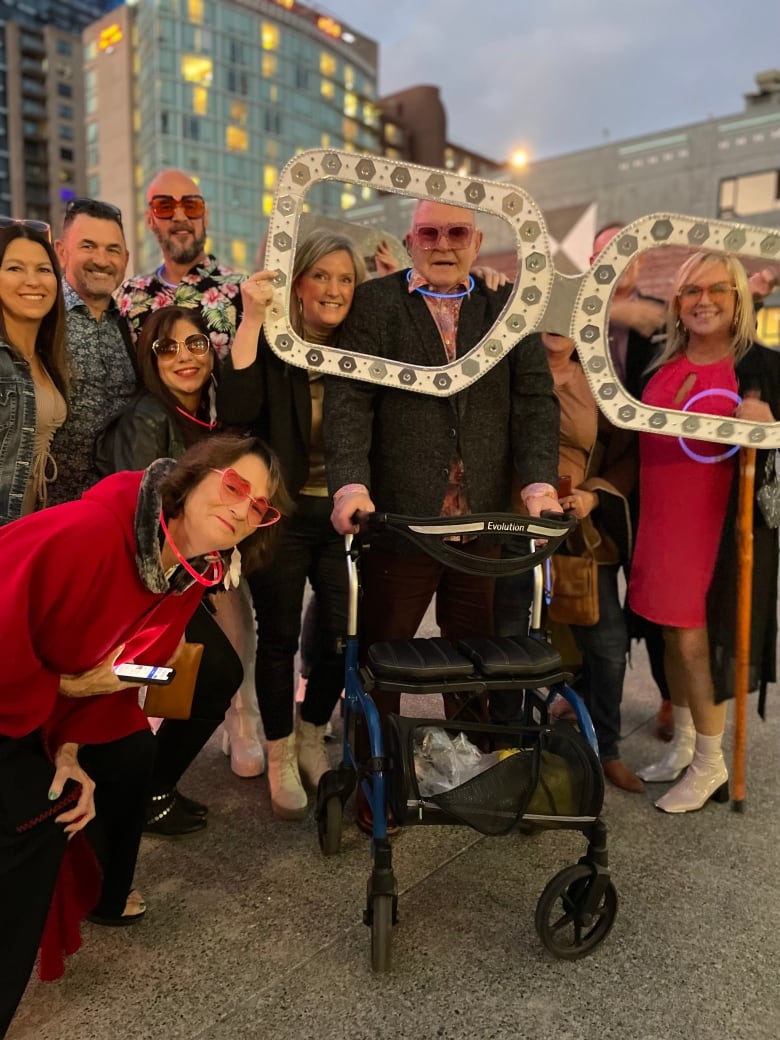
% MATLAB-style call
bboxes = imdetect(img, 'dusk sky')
[325,0,780,164]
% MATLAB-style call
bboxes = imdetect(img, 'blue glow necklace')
[408,270,474,299]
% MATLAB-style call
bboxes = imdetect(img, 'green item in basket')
[526,750,576,816]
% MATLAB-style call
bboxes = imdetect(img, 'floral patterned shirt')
[116,255,245,359]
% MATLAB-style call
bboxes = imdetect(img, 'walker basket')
[385,716,604,837]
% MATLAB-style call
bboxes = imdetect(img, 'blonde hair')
[648,251,755,373]
[290,230,368,339]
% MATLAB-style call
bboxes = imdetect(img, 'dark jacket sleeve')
[509,334,559,490]
[95,397,177,475]
[216,345,265,427]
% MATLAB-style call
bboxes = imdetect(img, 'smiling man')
[49,198,138,504]
[323,200,560,829]
[117,169,244,359]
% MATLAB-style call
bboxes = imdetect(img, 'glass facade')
[127,0,380,272]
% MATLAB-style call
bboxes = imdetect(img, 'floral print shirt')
[116,255,245,359]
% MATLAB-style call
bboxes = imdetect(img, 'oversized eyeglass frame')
[149,194,206,220]
[677,282,738,301]
[411,223,475,250]
[211,468,281,529]
[152,334,212,358]
[0,216,52,242]
[261,148,780,453]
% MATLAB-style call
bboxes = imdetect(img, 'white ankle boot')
[222,691,265,778]
[266,734,308,820]
[296,719,330,790]
[654,751,729,813]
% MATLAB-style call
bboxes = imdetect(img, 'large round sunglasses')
[212,468,281,529]
[152,334,212,357]
[149,194,206,220]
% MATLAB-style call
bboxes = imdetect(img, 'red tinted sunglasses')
[149,194,206,219]
[212,468,280,529]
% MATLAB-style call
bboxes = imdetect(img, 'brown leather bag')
[142,642,204,720]
[547,534,600,627]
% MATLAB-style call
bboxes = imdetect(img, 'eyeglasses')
[212,468,281,529]
[0,216,52,242]
[152,334,212,357]
[411,223,475,250]
[64,197,123,228]
[677,282,737,301]
[149,194,206,220]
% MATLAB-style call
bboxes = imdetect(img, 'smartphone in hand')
[113,663,175,685]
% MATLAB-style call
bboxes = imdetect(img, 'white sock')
[693,730,724,765]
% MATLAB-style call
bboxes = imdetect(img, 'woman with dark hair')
[0,433,285,1038]
[217,232,367,819]
[629,250,779,813]
[97,298,288,834]
[0,221,69,522]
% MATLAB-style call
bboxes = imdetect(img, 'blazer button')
[449,428,456,438]
[442,468,449,477]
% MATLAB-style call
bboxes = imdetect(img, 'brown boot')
[602,759,645,793]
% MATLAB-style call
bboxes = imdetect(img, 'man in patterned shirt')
[49,198,138,504]
[116,169,244,359]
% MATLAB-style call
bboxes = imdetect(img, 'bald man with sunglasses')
[117,169,245,359]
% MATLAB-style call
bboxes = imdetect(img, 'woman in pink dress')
[628,251,771,813]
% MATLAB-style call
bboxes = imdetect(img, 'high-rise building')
[0,0,115,225]
[84,0,381,273]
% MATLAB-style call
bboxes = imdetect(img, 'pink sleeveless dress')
[628,354,738,628]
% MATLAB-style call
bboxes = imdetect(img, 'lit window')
[261,23,279,50]
[231,100,247,125]
[85,41,97,61]
[264,165,277,190]
[181,55,213,85]
[344,91,357,117]
[262,193,274,216]
[363,101,376,126]
[320,53,336,76]
[262,54,277,78]
[270,85,278,103]
[226,126,248,151]
[321,132,330,148]
[231,239,247,268]
[321,79,334,100]
[342,118,357,141]
[193,86,208,115]
[344,64,354,89]
[188,0,203,23]
[341,189,356,210]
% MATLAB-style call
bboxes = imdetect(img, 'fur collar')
[134,459,220,594]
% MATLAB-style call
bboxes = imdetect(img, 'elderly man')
[324,199,560,828]
[117,169,244,358]
[49,197,137,505]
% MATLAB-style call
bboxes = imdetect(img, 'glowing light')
[98,24,123,51]
[510,148,529,168]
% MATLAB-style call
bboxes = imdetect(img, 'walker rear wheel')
[535,864,617,959]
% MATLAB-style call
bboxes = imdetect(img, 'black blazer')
[216,333,312,496]
[323,271,559,518]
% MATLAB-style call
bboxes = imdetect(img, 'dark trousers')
[488,567,534,725]
[250,495,349,740]
[81,728,156,916]
[357,544,497,749]
[570,564,629,762]
[151,601,243,793]
[0,733,68,1038]
[0,727,155,1037]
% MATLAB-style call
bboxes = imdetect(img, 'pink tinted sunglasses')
[212,468,281,528]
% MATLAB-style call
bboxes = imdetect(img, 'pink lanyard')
[158,510,224,587]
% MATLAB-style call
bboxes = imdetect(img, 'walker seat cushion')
[367,637,477,681]
[457,635,562,678]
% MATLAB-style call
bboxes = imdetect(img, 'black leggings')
[150,600,243,794]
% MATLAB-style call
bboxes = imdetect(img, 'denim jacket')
[0,341,35,526]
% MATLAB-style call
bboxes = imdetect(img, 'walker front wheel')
[535,864,617,959]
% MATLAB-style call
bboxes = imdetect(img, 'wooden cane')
[732,445,756,811]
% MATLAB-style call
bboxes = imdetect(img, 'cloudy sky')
[324,0,780,163]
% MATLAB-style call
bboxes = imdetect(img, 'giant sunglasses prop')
[263,148,780,451]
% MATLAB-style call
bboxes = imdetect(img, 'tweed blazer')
[323,271,559,519]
